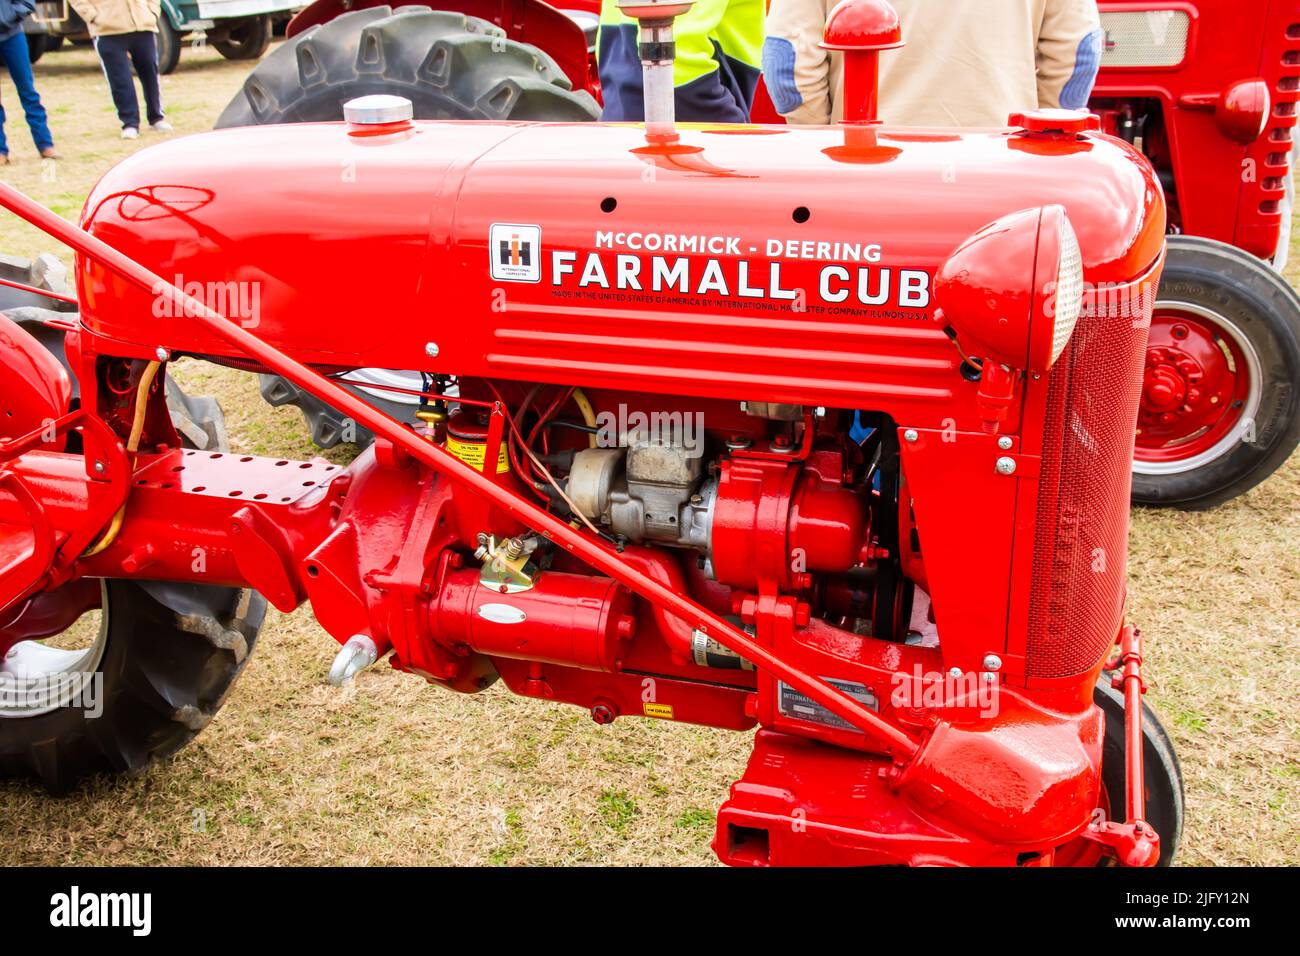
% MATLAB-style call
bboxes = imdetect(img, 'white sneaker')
[121,127,139,140]
[150,120,174,133]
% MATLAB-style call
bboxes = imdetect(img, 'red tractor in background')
[0,0,1185,866]
[209,0,1300,510]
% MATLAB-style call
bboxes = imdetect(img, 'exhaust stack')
[617,0,696,142]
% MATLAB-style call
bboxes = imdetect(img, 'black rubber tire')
[1094,679,1184,866]
[257,372,413,449]
[26,33,48,65]
[0,252,76,313]
[157,17,181,75]
[1132,236,1300,509]
[213,14,273,61]
[0,582,265,792]
[0,312,266,792]
[216,6,597,128]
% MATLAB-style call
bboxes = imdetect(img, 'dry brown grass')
[0,42,1296,866]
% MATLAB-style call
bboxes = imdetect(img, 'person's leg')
[95,35,141,130]
[127,32,164,126]
[0,31,54,153]
[0,33,17,157]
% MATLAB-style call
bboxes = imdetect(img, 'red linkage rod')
[0,182,921,759]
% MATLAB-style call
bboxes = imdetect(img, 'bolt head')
[903,429,919,443]
[982,672,997,684]
[424,342,440,358]
[92,460,106,475]
[982,653,1002,671]
[995,456,1016,475]
[997,436,1013,450]
[155,347,169,361]
[947,666,962,679]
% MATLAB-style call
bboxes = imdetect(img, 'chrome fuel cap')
[343,94,414,126]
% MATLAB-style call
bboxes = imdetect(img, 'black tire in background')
[1132,236,1300,508]
[216,6,597,128]
[25,33,48,64]
[213,14,273,61]
[0,306,266,792]
[157,16,181,75]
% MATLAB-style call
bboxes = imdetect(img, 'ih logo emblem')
[490,223,541,283]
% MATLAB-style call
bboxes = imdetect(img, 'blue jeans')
[0,31,54,155]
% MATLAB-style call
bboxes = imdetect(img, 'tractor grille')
[1099,10,1190,68]
[1025,295,1151,679]
[1262,21,1300,216]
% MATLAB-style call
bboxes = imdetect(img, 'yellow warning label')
[643,702,674,720]
[447,436,510,474]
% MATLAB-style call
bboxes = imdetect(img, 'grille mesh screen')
[1026,294,1151,678]
[1100,11,1191,68]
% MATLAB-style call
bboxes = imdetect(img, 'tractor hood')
[78,119,1164,411]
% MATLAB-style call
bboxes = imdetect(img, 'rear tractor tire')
[0,306,266,792]
[216,6,597,127]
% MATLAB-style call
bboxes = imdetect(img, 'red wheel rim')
[1133,302,1261,475]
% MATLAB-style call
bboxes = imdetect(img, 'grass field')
[0,41,1296,866]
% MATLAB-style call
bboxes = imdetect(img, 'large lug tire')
[0,252,75,313]
[156,17,181,75]
[217,5,597,449]
[1055,680,1185,867]
[257,372,418,450]
[0,582,265,792]
[216,6,598,128]
[0,306,266,792]
[213,14,273,61]
[1132,236,1300,509]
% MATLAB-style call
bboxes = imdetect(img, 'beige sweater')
[764,0,1102,126]
[68,0,160,38]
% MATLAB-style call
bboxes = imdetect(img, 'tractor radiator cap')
[1008,108,1101,137]
[343,95,414,128]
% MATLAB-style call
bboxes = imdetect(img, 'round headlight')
[1046,213,1084,368]
[934,204,1083,376]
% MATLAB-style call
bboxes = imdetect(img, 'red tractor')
[1090,0,1299,507]
[212,0,1300,511]
[0,0,1184,866]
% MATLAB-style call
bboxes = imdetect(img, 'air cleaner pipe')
[0,181,920,758]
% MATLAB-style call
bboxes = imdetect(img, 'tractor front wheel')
[1132,236,1300,508]
[1054,680,1184,867]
